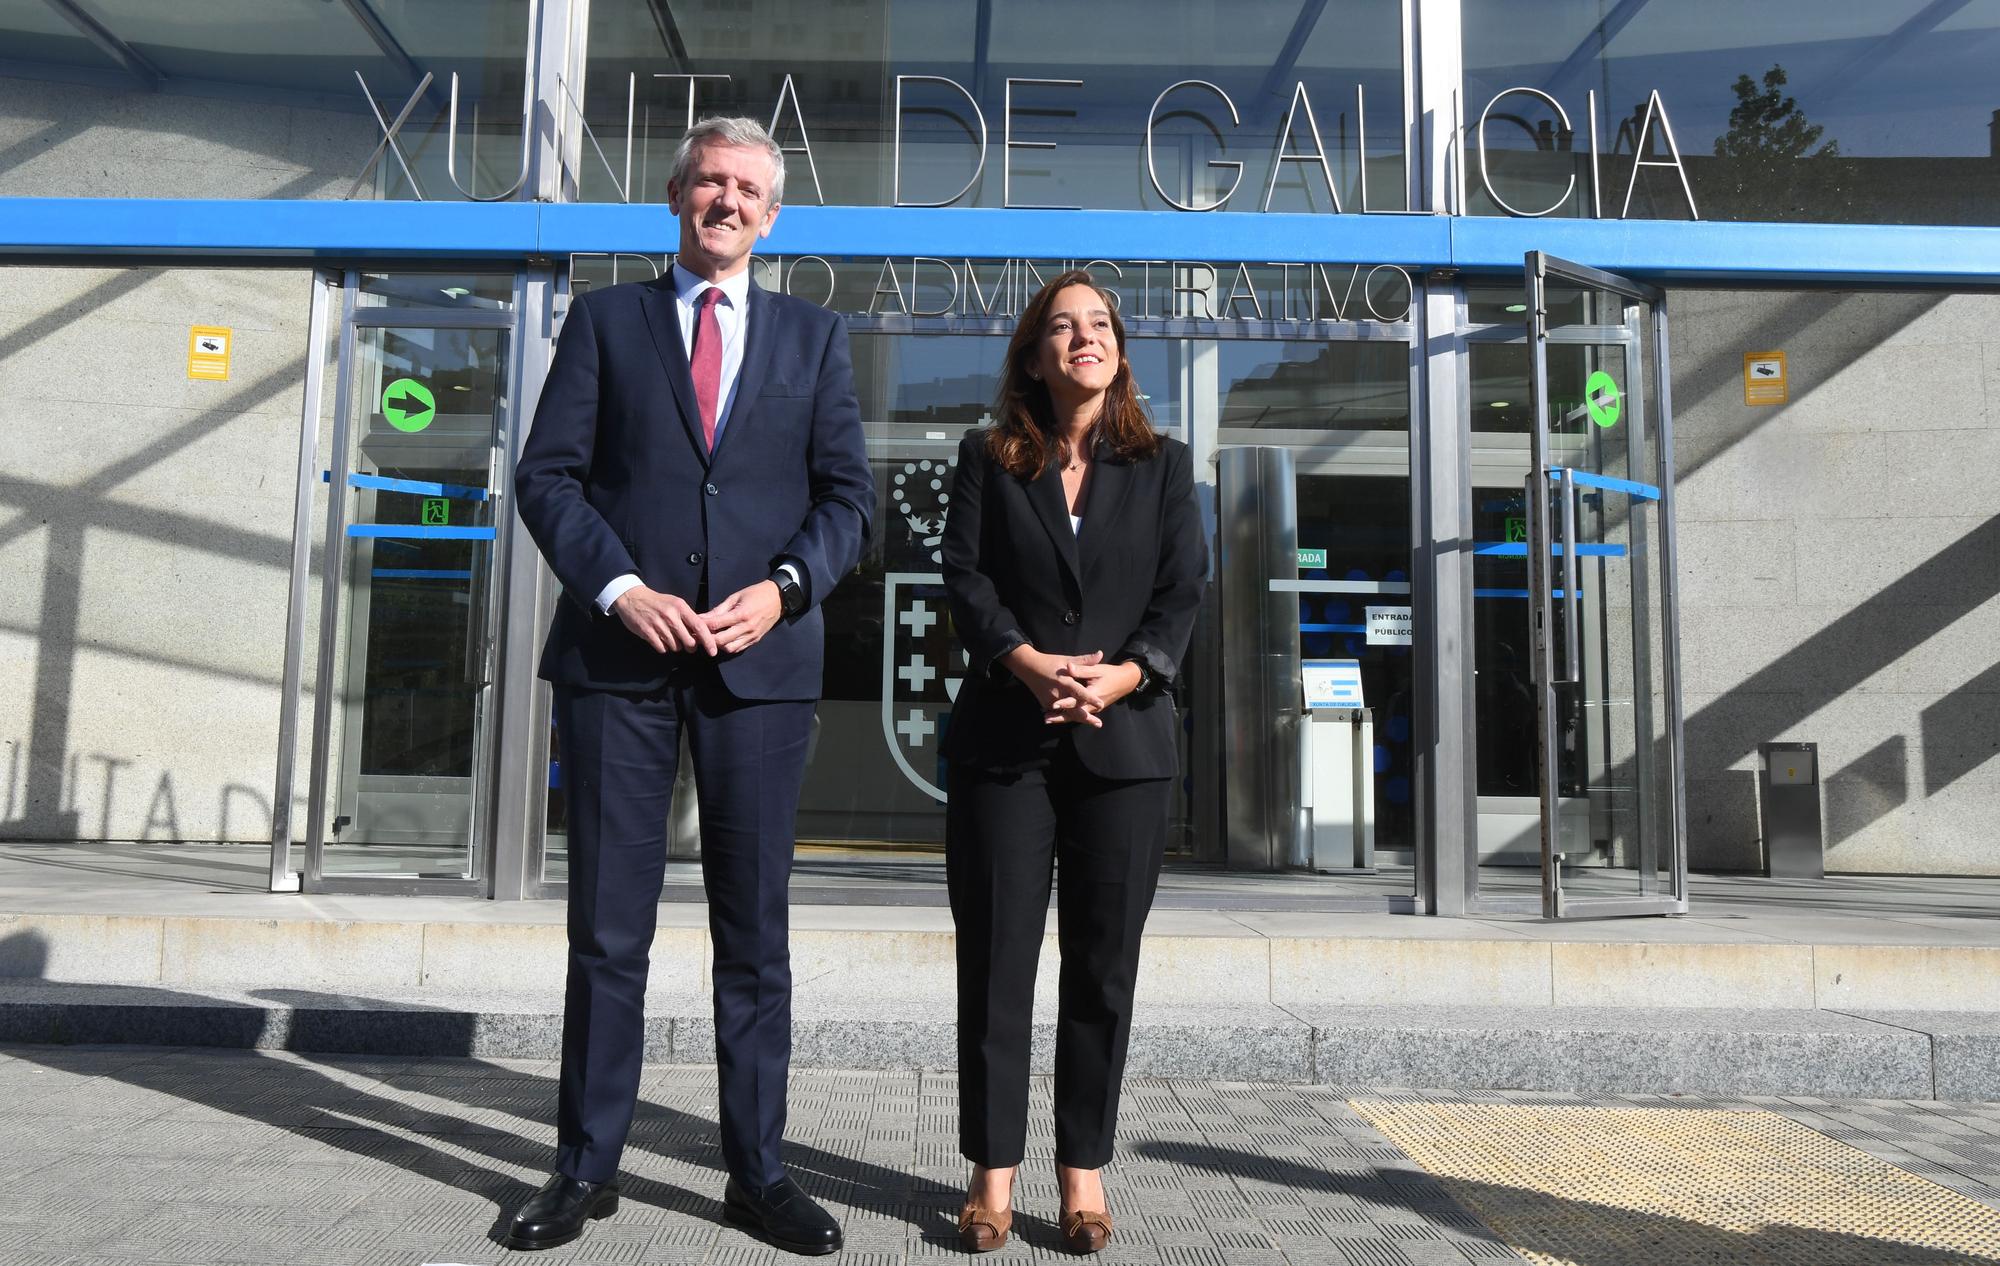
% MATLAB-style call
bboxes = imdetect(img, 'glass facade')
[575,0,1407,211]
[0,0,535,200]
[1461,0,2000,223]
[4,1,1996,904]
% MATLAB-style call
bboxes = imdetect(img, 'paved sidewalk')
[8,1045,2000,1265]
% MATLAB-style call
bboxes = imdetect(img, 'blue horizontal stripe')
[350,474,489,501]
[1474,542,1627,557]
[1475,588,1583,599]
[1300,623,1367,634]
[371,568,475,580]
[1558,469,1662,502]
[6,197,2000,285]
[346,525,496,540]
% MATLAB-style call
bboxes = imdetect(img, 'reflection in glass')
[1218,341,1410,433]
[320,319,510,879]
[0,0,534,200]
[359,273,517,311]
[1295,473,1417,865]
[1462,0,2000,225]
[576,0,1407,211]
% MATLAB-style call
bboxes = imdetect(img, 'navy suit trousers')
[553,669,814,1187]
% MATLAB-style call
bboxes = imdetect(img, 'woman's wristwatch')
[1119,656,1155,695]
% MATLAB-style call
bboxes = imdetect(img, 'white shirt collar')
[671,261,752,310]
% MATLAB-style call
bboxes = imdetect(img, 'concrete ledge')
[1302,1005,1933,1099]
[1816,945,2000,1011]
[1856,1011,2000,1101]
[6,910,2000,1018]
[4,982,1996,1100]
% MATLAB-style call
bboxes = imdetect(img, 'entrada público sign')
[1585,370,1621,429]
[383,378,436,432]
[1297,548,1327,569]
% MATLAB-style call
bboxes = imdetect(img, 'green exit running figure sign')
[421,498,449,526]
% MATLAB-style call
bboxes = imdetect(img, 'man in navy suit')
[508,117,873,1256]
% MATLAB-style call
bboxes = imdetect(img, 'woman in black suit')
[940,270,1206,1254]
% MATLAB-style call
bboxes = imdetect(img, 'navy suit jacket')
[514,274,874,700]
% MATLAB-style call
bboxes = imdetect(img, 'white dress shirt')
[595,263,798,615]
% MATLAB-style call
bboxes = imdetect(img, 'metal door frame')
[288,268,523,896]
[1523,251,1688,919]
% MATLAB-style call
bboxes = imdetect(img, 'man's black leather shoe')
[723,1174,843,1256]
[503,1173,620,1251]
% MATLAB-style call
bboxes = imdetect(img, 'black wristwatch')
[773,570,806,618]
[1120,656,1155,695]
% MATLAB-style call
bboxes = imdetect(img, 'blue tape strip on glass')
[345,525,496,540]
[1473,542,1627,557]
[1299,623,1367,634]
[1475,588,1583,599]
[349,473,490,501]
[371,568,475,580]
[1555,468,1662,501]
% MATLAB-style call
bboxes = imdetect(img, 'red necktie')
[691,286,725,452]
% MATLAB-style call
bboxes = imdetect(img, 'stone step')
[3,980,1996,1101]
[5,909,1999,1013]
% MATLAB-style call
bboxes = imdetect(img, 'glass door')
[303,272,520,891]
[1521,253,1687,918]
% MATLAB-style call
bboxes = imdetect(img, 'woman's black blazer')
[939,428,1208,779]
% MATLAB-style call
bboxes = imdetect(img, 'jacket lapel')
[1075,447,1130,571]
[710,280,776,462]
[637,276,708,465]
[1025,461,1083,589]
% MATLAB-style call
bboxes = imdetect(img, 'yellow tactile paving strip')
[1350,1100,2000,1265]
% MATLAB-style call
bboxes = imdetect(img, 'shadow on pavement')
[1144,1138,1994,1266]
[0,931,959,1252]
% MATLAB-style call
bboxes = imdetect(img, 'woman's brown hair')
[987,270,1161,478]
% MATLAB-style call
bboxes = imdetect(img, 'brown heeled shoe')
[957,1202,1012,1252]
[1060,1207,1113,1254]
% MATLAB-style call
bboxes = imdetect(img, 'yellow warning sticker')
[188,326,232,381]
[1743,350,1786,405]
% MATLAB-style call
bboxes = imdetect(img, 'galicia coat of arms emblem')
[881,455,964,801]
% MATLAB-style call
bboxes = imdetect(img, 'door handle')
[1557,466,1580,685]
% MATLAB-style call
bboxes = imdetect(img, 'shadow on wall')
[1669,290,1948,483]
[1670,288,1999,872]
[0,266,312,846]
[1684,516,2000,871]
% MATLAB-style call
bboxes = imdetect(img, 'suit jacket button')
[704,482,719,496]
[1063,610,1080,625]
[687,551,703,565]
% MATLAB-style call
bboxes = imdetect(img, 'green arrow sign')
[383,377,435,433]
[1585,370,1621,429]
